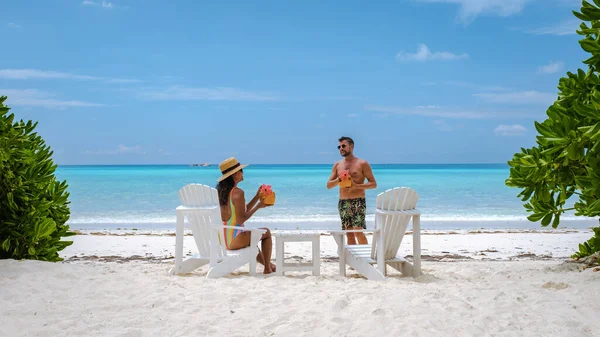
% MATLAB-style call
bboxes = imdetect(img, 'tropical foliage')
[0,95,74,262]
[505,1,600,261]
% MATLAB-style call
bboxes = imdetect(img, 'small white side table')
[273,231,321,276]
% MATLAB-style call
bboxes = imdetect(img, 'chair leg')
[173,211,184,275]
[276,237,284,276]
[312,236,320,276]
[412,214,421,277]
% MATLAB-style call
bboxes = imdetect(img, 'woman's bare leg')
[228,232,251,250]
[228,230,275,274]
[256,228,274,274]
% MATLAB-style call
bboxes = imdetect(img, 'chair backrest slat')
[372,187,419,260]
[178,184,223,258]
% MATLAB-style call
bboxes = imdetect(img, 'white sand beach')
[2,229,599,337]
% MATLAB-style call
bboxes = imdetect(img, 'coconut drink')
[339,169,352,188]
[259,184,276,205]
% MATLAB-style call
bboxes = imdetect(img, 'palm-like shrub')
[0,95,74,262]
[506,1,600,260]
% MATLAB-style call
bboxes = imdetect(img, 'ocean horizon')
[55,163,597,231]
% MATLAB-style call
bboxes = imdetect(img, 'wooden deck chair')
[170,184,265,278]
[330,187,422,281]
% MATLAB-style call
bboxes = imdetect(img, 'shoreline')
[69,227,593,236]
[58,229,595,264]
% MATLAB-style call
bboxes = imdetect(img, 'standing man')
[327,136,377,245]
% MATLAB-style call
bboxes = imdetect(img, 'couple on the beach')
[215,136,377,274]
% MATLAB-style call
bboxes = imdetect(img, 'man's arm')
[354,161,377,190]
[326,163,340,189]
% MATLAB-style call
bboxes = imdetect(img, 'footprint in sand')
[371,308,386,316]
[333,299,349,310]
[542,281,569,290]
[330,317,344,324]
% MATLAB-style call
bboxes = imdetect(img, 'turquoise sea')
[55,164,596,231]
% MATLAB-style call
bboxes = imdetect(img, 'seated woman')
[216,157,276,274]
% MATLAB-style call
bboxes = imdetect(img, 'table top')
[273,231,322,238]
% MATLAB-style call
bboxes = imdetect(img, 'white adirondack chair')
[330,187,422,281]
[170,184,265,278]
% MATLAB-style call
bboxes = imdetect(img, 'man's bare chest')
[337,163,363,180]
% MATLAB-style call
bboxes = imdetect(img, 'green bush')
[0,95,74,262]
[572,227,600,259]
[505,1,600,260]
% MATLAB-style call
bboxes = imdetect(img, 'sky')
[0,0,588,165]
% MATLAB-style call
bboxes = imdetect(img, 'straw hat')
[217,157,248,182]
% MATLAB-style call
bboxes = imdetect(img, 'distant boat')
[190,163,211,167]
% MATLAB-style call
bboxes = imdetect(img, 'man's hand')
[345,182,363,193]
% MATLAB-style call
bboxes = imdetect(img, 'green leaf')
[574,10,591,21]
[541,213,553,227]
[567,142,580,160]
[1,238,10,252]
[581,6,600,20]
[527,213,545,222]
[552,213,561,229]
[580,39,600,53]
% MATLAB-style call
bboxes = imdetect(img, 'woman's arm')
[246,187,260,210]
[232,188,265,223]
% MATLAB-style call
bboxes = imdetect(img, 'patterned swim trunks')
[338,198,366,230]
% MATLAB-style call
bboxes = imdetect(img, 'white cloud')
[82,0,114,8]
[433,119,454,132]
[1,89,104,108]
[473,91,556,105]
[135,86,279,101]
[537,61,564,74]
[364,104,540,120]
[494,124,527,136]
[416,0,531,23]
[396,44,469,62]
[7,22,22,30]
[85,145,144,155]
[0,68,139,83]
[347,113,359,118]
[525,19,578,36]
[421,80,509,91]
[113,145,142,153]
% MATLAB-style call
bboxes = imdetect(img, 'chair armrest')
[176,205,219,211]
[328,229,380,234]
[211,225,267,234]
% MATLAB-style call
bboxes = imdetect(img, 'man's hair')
[338,136,354,146]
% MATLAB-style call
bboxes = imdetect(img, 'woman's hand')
[257,199,273,209]
[255,186,262,199]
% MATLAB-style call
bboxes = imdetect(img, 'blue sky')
[0,0,587,165]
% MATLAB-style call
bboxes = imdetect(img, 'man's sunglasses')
[337,144,347,150]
